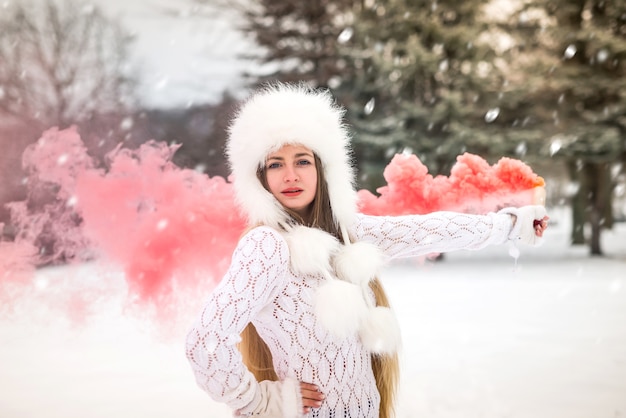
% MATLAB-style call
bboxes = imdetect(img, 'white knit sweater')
[185,211,513,418]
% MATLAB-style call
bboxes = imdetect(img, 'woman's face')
[264,144,318,218]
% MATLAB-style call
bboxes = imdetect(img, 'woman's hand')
[299,382,325,414]
[533,216,549,237]
[235,378,321,417]
[499,205,548,246]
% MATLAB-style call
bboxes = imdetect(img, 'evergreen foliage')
[500,0,626,254]
[339,0,524,190]
[234,0,625,254]
[234,0,355,86]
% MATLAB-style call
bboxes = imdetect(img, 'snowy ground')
[1,208,625,418]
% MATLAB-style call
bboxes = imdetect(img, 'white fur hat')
[226,82,358,229]
[227,83,401,354]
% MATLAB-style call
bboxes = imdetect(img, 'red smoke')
[1,128,545,324]
[358,153,545,216]
[75,140,245,313]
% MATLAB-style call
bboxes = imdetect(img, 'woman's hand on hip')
[299,382,325,414]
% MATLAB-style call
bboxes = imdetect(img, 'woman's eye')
[267,162,281,169]
[297,159,312,166]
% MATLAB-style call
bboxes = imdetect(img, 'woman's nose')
[284,166,299,182]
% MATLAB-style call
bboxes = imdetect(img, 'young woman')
[185,83,548,418]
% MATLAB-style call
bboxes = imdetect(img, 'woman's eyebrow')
[267,152,313,160]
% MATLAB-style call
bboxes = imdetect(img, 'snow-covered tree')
[0,0,134,128]
[0,0,137,235]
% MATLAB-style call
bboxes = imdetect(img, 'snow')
[1,207,625,418]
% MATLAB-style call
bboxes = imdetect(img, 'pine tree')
[501,0,626,255]
[232,0,356,87]
[338,0,535,190]
[226,0,625,255]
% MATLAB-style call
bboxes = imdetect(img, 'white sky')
[95,0,256,108]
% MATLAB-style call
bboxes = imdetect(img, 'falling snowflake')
[337,27,353,44]
[484,107,500,123]
[563,44,577,59]
[364,98,375,115]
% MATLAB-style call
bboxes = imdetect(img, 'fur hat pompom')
[359,306,402,355]
[333,241,385,286]
[314,279,368,338]
[284,226,340,275]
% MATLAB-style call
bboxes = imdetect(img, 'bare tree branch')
[0,0,134,127]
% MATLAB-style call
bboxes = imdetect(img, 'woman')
[185,83,548,418]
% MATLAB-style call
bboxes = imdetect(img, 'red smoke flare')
[1,128,545,325]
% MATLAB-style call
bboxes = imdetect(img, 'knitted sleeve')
[185,226,289,412]
[351,211,513,260]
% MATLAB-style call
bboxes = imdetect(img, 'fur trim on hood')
[226,82,357,229]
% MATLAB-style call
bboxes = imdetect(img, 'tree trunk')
[567,160,586,245]
[585,162,612,256]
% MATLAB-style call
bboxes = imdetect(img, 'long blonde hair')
[240,153,400,418]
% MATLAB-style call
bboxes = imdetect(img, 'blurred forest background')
[0,0,625,259]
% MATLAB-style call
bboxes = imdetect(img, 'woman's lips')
[282,188,303,196]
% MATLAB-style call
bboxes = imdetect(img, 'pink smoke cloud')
[75,140,245,318]
[1,127,246,326]
[358,153,545,216]
[1,127,546,327]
